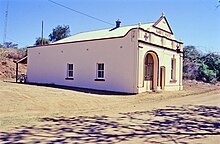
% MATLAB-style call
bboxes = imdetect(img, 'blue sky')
[0,0,219,52]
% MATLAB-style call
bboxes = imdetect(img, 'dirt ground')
[0,80,219,144]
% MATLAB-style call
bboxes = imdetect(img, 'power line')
[48,0,114,26]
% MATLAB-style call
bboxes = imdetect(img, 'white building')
[27,14,183,94]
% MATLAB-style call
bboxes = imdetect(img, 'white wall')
[137,43,182,92]
[137,29,183,93]
[27,26,182,94]
[27,30,138,93]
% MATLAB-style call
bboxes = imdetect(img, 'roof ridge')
[52,21,155,44]
[70,22,154,36]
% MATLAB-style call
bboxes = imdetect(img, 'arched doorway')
[144,51,159,91]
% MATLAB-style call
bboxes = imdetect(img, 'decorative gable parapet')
[138,28,179,49]
[137,14,183,53]
[153,13,173,34]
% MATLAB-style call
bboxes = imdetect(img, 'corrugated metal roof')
[53,23,153,44]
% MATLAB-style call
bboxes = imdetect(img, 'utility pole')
[3,0,9,45]
[41,20,44,45]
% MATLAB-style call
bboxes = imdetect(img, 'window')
[171,58,176,81]
[96,63,105,80]
[66,63,74,79]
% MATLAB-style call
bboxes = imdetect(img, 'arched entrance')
[144,51,159,91]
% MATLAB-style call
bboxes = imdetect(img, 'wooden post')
[16,63,18,82]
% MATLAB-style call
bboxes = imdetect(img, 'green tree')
[198,63,217,83]
[3,41,18,48]
[49,25,70,42]
[183,45,202,63]
[200,53,220,82]
[183,46,220,83]
[35,37,50,46]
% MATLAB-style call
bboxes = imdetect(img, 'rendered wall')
[137,44,182,93]
[137,28,183,93]
[27,30,138,93]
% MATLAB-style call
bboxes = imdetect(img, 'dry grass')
[0,80,219,143]
[0,48,27,80]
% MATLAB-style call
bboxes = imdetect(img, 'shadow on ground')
[7,81,132,95]
[0,105,219,143]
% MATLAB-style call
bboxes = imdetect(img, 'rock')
[1,61,7,65]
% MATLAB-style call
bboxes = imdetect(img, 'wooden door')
[145,54,154,90]
[160,66,165,90]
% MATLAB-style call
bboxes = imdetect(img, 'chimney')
[109,19,121,31]
[116,19,121,28]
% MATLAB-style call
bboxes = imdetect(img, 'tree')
[183,46,202,80]
[35,37,50,46]
[198,63,217,83]
[217,0,220,8]
[0,43,3,48]
[183,45,220,83]
[183,62,200,80]
[49,25,70,42]
[199,53,220,82]
[6,48,27,60]
[183,45,202,63]
[3,41,18,48]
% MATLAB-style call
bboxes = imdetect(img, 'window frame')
[66,63,74,80]
[95,63,105,81]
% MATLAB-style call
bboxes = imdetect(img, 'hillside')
[0,48,27,80]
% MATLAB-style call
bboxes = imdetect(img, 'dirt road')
[0,81,219,143]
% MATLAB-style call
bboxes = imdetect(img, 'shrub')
[198,63,217,83]
[183,46,220,83]
[183,62,200,80]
